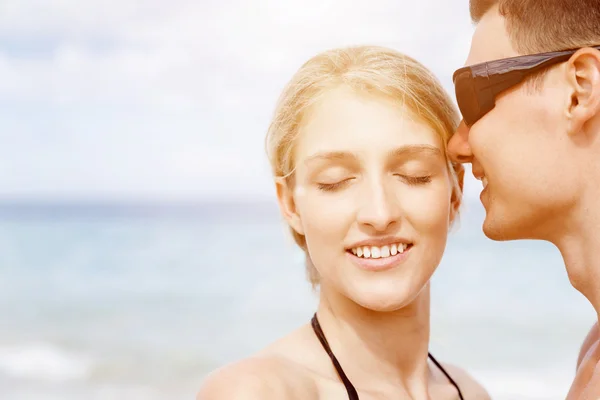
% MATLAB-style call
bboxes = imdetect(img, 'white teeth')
[351,243,410,259]
[370,246,381,258]
[482,177,488,189]
[381,245,390,258]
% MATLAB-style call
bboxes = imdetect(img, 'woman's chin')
[349,285,420,313]
[357,300,408,313]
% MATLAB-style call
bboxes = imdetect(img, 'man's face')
[447,6,582,241]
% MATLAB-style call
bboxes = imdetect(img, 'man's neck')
[555,194,600,313]
[315,283,431,396]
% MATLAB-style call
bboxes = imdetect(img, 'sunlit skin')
[288,86,455,314]
[447,5,600,399]
[198,85,490,399]
[449,9,582,244]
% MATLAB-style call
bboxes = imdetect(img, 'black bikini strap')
[311,313,359,400]
[311,313,464,400]
[427,352,465,400]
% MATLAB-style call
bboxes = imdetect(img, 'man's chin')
[482,214,526,242]
[482,222,509,241]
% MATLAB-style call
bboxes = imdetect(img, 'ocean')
[0,199,594,400]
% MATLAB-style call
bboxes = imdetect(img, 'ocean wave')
[0,342,93,382]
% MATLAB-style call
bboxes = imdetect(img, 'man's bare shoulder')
[441,363,491,400]
[578,322,599,370]
[196,355,316,400]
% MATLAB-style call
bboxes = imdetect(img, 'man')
[579,323,599,370]
[447,0,600,398]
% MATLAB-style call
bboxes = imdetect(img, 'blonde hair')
[265,45,463,288]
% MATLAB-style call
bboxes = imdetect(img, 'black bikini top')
[311,314,465,400]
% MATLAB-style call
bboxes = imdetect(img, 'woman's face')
[278,85,458,311]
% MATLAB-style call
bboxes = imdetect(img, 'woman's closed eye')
[394,174,432,185]
[316,173,431,192]
[316,178,354,192]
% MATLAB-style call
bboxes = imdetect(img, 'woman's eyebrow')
[303,145,442,168]
[303,151,357,166]
[387,144,442,159]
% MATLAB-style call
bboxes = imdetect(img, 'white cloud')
[0,0,476,200]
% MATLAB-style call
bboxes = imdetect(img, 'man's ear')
[450,162,464,223]
[564,48,600,135]
[275,177,304,236]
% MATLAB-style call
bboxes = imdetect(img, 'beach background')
[0,198,595,400]
[1,0,596,399]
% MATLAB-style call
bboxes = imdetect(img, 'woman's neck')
[315,283,431,396]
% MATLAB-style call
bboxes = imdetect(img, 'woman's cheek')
[400,185,452,230]
[298,190,354,236]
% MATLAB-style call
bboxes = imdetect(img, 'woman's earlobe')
[449,197,462,224]
[275,178,304,236]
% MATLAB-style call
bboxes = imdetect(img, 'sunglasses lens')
[454,70,480,127]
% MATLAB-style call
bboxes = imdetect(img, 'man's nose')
[448,120,473,164]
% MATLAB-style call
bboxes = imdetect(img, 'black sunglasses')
[453,45,600,127]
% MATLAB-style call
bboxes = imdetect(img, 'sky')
[0,0,480,202]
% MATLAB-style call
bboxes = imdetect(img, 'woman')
[198,45,490,399]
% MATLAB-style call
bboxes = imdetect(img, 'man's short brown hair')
[470,0,600,54]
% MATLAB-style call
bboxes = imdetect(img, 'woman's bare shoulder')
[197,333,319,400]
[441,363,491,400]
